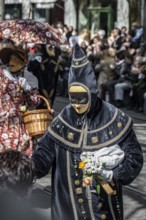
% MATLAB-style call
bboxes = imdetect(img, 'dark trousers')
[133,85,146,109]
[101,80,119,103]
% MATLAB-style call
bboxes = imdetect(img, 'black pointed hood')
[68,43,98,95]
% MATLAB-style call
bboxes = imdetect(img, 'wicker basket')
[23,95,53,137]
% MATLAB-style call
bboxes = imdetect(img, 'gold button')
[116,204,120,208]
[109,131,112,135]
[75,188,83,194]
[81,211,86,214]
[67,132,74,140]
[117,122,122,128]
[101,214,107,219]
[78,198,84,203]
[98,202,103,208]
[75,180,80,185]
[113,190,117,195]
[91,136,99,144]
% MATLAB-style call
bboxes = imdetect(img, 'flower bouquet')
[79,145,125,195]
[79,153,112,194]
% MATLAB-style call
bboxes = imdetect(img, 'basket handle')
[37,95,51,112]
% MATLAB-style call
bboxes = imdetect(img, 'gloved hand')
[98,170,113,182]
[80,145,124,182]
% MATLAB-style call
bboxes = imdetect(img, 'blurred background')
[0,0,146,40]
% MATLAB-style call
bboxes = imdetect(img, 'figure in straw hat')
[0,46,40,157]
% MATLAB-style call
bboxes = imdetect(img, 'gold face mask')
[46,45,55,57]
[69,86,89,114]
[9,54,25,73]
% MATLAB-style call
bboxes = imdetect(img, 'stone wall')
[64,0,76,28]
[117,0,129,30]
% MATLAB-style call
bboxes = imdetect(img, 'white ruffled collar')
[3,68,19,82]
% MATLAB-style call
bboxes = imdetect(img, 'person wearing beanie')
[32,44,143,220]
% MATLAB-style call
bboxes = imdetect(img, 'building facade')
[1,0,146,39]
[4,0,64,24]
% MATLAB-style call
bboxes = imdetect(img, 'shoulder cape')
[48,101,133,152]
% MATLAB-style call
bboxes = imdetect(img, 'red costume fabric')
[0,68,40,156]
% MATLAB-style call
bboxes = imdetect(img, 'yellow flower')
[78,161,86,169]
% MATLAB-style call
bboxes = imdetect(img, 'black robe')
[28,54,61,107]
[32,101,143,220]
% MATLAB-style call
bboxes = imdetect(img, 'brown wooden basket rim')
[23,109,51,116]
[29,130,47,137]
[24,118,51,124]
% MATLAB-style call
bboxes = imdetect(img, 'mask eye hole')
[48,46,54,50]
[79,98,85,102]
[71,97,76,102]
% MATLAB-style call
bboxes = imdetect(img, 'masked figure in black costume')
[28,45,63,108]
[32,44,143,220]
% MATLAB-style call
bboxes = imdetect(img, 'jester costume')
[32,44,143,220]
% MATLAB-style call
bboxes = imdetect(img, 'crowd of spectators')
[54,21,146,114]
[2,21,145,114]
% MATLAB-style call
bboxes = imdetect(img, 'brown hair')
[0,150,35,196]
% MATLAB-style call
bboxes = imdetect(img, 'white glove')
[80,145,124,182]
[95,145,125,169]
[98,170,113,182]
[81,145,125,170]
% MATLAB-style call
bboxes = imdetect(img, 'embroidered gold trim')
[48,117,132,149]
[48,126,83,148]
[67,151,78,220]
[59,106,118,134]
[86,186,95,220]
[108,195,116,220]
[59,115,81,132]
[72,56,86,61]
[82,123,88,148]
[72,60,89,68]
[85,117,132,149]
[88,108,118,133]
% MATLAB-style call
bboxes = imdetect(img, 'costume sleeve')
[24,89,41,108]
[113,129,143,185]
[31,132,56,178]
